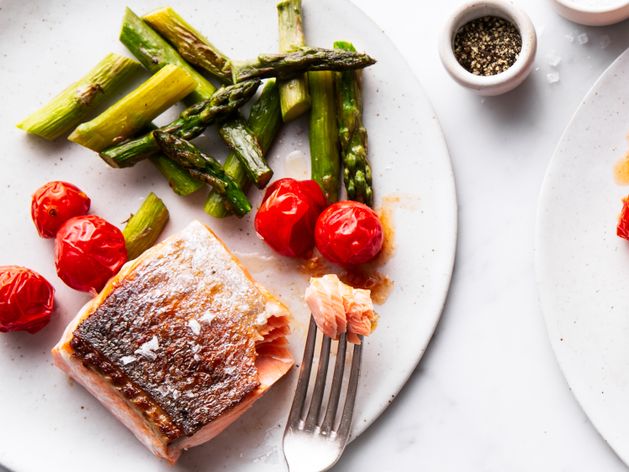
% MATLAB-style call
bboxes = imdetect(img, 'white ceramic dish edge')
[535,47,629,466]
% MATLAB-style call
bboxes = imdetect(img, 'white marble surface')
[337,1,629,470]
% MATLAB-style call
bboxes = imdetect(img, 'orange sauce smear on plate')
[614,134,629,185]
[298,194,413,305]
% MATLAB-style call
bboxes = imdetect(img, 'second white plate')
[536,48,629,466]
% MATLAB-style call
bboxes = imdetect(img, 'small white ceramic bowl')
[439,0,537,96]
[551,0,629,26]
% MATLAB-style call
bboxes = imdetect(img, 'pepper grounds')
[453,16,522,76]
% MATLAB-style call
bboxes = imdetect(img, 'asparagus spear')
[205,79,282,218]
[232,46,376,83]
[122,192,170,259]
[143,7,232,84]
[149,154,203,196]
[219,118,272,188]
[99,79,261,168]
[68,64,195,151]
[120,7,216,103]
[276,0,310,121]
[334,41,373,206]
[17,53,142,140]
[154,132,251,217]
[309,70,340,202]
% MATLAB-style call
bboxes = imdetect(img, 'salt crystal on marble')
[188,318,201,336]
[546,72,560,84]
[600,35,611,49]
[120,355,136,365]
[547,53,561,67]
[577,33,589,45]
[565,33,575,43]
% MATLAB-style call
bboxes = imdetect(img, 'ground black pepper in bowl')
[453,16,522,76]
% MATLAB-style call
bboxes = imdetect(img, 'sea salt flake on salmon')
[51,221,293,463]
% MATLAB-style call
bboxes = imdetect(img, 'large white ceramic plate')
[0,1,457,470]
[536,48,629,465]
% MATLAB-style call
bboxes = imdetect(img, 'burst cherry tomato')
[0,266,55,333]
[254,178,327,257]
[31,181,91,238]
[55,215,127,293]
[315,201,384,265]
[618,197,629,240]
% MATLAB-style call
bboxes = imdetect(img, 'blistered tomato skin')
[55,215,128,293]
[315,201,384,265]
[255,178,327,258]
[31,181,91,238]
[0,266,55,333]
[618,197,629,240]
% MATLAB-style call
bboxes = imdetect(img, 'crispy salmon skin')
[52,221,293,463]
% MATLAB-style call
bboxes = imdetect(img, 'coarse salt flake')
[200,311,217,323]
[120,355,136,365]
[135,335,160,361]
[546,53,561,67]
[577,33,589,45]
[546,72,560,84]
[188,318,201,336]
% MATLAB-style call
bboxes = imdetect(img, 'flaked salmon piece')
[341,285,377,345]
[304,274,346,339]
[304,274,377,344]
[51,221,293,463]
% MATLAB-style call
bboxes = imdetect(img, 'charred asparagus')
[99,79,261,168]
[204,79,282,218]
[233,46,376,83]
[334,41,372,205]
[154,132,252,216]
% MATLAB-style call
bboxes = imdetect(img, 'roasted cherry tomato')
[0,266,55,333]
[618,197,629,240]
[31,181,91,238]
[55,215,127,293]
[315,201,384,265]
[254,178,327,257]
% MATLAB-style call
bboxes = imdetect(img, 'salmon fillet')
[52,221,293,463]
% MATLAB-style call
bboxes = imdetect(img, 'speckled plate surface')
[536,48,629,466]
[0,1,457,470]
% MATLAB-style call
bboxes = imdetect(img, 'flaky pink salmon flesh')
[304,274,377,344]
[52,221,293,463]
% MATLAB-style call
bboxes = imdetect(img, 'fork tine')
[304,334,331,429]
[336,339,363,440]
[320,333,347,434]
[286,317,318,428]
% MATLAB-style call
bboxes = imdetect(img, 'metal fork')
[283,316,363,472]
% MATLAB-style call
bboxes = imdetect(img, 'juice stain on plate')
[613,133,629,185]
[614,151,629,184]
[298,256,393,305]
[296,193,411,305]
[282,150,310,179]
